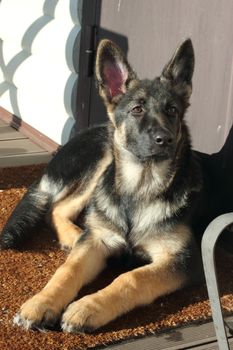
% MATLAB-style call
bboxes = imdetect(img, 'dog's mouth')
[140,153,172,162]
[136,147,175,162]
[125,136,177,163]
[152,152,173,162]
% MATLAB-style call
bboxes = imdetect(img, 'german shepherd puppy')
[0,38,205,332]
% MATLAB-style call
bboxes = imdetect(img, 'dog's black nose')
[154,132,173,146]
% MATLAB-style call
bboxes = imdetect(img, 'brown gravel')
[0,164,233,350]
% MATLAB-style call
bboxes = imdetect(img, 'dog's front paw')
[61,295,107,333]
[13,294,60,330]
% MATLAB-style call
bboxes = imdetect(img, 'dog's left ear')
[161,39,194,94]
[96,40,137,106]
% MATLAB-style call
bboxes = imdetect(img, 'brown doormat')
[0,165,233,350]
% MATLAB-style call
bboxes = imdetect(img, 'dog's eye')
[166,106,178,117]
[131,105,143,115]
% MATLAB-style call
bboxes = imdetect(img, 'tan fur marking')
[139,224,191,257]
[128,79,140,90]
[51,216,83,249]
[113,135,143,194]
[52,151,112,249]
[61,227,189,330]
[114,123,127,148]
[63,249,184,330]
[139,159,173,197]
[131,196,189,245]
[106,109,116,126]
[18,237,110,326]
[86,211,127,252]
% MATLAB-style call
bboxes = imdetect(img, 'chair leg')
[201,212,233,350]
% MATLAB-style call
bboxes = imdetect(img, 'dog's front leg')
[14,238,109,330]
[61,259,186,332]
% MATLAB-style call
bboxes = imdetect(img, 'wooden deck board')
[193,338,233,350]
[0,119,7,127]
[0,126,27,140]
[108,317,233,350]
[0,152,52,167]
[0,119,52,166]
[0,138,48,156]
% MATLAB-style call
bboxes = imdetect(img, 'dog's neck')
[113,133,174,198]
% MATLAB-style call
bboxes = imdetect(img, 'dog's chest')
[93,161,182,240]
[122,196,177,238]
[95,185,177,240]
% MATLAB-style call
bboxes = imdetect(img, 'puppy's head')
[96,39,194,162]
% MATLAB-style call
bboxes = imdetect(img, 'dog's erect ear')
[96,40,137,105]
[161,39,194,91]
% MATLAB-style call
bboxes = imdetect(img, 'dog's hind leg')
[51,153,113,250]
[51,195,87,250]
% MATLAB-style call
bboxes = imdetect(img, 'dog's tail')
[0,180,53,249]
